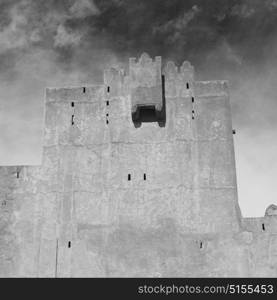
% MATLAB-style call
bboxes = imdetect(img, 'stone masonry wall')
[0,53,276,277]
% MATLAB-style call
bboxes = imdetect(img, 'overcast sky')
[0,0,276,217]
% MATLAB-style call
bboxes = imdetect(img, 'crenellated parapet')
[104,67,125,97]
[265,204,277,216]
[126,53,165,127]
[163,60,194,98]
[128,53,162,88]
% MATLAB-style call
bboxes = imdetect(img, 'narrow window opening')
[106,101,109,106]
[128,174,131,181]
[192,97,194,103]
[71,102,74,107]
[83,87,86,93]
[262,223,265,231]
[106,112,109,124]
[186,82,189,89]
[107,86,110,93]
[232,129,236,135]
[192,110,195,120]
[68,241,71,248]
[16,171,19,178]
[200,241,203,249]
[71,115,74,125]
[143,173,146,180]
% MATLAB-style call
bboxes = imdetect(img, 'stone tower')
[0,53,276,277]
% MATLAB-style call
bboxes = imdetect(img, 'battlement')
[163,60,194,98]
[45,54,229,132]
[128,53,162,88]
[46,54,227,102]
[128,54,165,127]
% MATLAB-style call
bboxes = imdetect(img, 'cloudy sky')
[0,0,276,217]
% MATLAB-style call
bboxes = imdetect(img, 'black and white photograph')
[0,0,277,297]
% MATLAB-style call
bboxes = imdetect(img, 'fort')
[0,53,276,277]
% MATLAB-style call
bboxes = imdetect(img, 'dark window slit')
[143,173,146,180]
[128,174,131,181]
[71,102,74,107]
[71,115,74,125]
[262,223,265,231]
[186,82,189,89]
[192,97,194,103]
[68,241,71,248]
[107,86,110,93]
[83,87,86,93]
[106,101,109,106]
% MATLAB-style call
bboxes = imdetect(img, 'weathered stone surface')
[0,53,276,277]
[265,204,277,216]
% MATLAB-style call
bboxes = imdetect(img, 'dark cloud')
[1,0,277,73]
[0,0,277,216]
